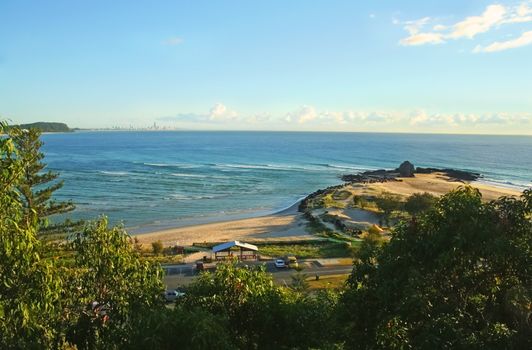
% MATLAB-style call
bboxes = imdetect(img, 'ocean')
[41,131,532,232]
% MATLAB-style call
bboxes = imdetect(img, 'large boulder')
[397,161,415,177]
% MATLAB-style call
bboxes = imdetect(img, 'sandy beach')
[135,203,311,247]
[136,173,524,247]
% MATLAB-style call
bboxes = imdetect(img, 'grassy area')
[321,193,347,209]
[258,241,355,259]
[307,274,349,290]
[143,255,184,265]
[332,190,351,201]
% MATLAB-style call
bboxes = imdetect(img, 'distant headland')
[11,122,73,133]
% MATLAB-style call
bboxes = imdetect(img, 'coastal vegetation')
[340,186,532,349]
[9,127,80,237]
[151,240,164,255]
[8,122,73,133]
[404,191,438,216]
[1,124,531,349]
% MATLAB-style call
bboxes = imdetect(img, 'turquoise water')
[41,131,532,232]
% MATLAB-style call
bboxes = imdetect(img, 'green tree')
[10,127,77,235]
[126,306,235,350]
[404,192,437,216]
[374,192,403,226]
[184,262,342,349]
[2,125,168,349]
[151,240,164,255]
[0,122,65,348]
[66,217,165,348]
[340,187,532,349]
[353,195,368,209]
[291,270,310,293]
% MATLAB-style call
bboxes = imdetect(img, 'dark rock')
[397,161,415,177]
[415,167,480,181]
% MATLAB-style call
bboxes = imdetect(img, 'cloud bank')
[158,103,531,133]
[399,2,532,52]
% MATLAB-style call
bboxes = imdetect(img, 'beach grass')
[332,190,352,201]
[258,241,355,259]
[322,193,347,208]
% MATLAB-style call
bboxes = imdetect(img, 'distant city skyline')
[1,0,531,135]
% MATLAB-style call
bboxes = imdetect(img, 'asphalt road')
[162,261,353,289]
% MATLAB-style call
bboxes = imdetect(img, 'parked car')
[286,256,299,269]
[274,258,287,268]
[164,289,185,302]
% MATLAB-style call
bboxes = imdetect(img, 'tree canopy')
[341,187,532,349]
[404,192,438,216]
[10,127,77,236]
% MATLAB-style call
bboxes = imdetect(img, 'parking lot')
[162,259,353,289]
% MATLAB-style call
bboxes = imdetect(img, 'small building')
[212,240,258,261]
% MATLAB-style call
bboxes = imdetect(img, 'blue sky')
[1,0,531,134]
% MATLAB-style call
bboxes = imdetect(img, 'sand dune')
[360,173,521,201]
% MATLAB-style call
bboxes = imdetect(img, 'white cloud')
[504,2,532,23]
[404,17,431,35]
[400,32,445,46]
[518,3,531,16]
[209,103,238,121]
[408,110,531,126]
[285,105,318,124]
[163,37,183,46]
[449,4,506,39]
[399,2,532,52]
[158,103,238,123]
[474,30,532,52]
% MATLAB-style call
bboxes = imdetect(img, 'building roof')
[212,240,259,253]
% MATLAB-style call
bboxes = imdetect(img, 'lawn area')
[307,274,349,290]
[258,241,355,259]
[144,254,184,264]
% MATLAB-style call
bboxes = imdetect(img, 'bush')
[183,262,342,349]
[374,192,403,225]
[352,195,369,209]
[404,192,437,216]
[152,240,164,255]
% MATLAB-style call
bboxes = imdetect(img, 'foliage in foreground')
[65,218,165,348]
[0,122,65,348]
[180,262,342,349]
[341,187,532,349]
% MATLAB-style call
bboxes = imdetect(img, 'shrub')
[152,240,164,255]
[404,192,437,216]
